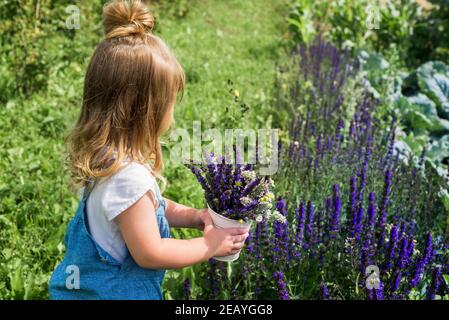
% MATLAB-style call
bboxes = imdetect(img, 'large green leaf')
[426,135,449,164]
[396,94,449,134]
[417,61,449,120]
[358,50,392,99]
[402,132,427,155]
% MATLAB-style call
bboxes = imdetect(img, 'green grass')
[0,0,288,299]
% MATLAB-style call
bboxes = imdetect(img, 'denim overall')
[49,186,170,300]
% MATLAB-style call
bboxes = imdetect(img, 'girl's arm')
[164,198,205,230]
[115,192,249,269]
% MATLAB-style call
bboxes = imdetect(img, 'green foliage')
[152,0,189,20]
[358,49,449,192]
[417,61,449,120]
[0,1,103,101]
[394,61,449,172]
[287,0,426,67]
[408,0,449,67]
[287,0,326,44]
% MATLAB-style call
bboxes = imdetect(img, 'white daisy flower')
[239,196,252,206]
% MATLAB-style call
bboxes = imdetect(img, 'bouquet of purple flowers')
[186,154,284,224]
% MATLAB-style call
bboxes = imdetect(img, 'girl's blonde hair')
[67,0,184,190]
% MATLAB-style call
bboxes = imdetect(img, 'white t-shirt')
[85,161,162,263]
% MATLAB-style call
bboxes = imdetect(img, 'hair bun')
[103,0,154,39]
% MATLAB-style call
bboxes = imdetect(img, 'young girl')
[49,0,249,300]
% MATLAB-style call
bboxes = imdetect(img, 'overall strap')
[81,179,96,201]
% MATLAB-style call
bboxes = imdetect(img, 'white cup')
[207,205,252,262]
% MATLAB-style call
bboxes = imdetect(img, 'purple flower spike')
[426,267,441,300]
[304,201,315,248]
[295,203,306,255]
[395,236,409,271]
[383,225,399,272]
[349,176,357,236]
[355,205,364,240]
[378,169,393,230]
[364,192,376,244]
[320,283,329,300]
[330,184,341,239]
[391,271,402,296]
[274,271,289,300]
[411,233,433,288]
[183,278,191,300]
[374,280,384,300]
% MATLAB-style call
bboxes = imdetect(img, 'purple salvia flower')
[329,184,341,239]
[411,258,426,288]
[320,283,329,300]
[376,169,393,250]
[421,233,434,266]
[358,142,372,203]
[373,280,384,300]
[273,271,289,300]
[349,120,355,139]
[379,170,393,228]
[183,278,191,300]
[366,288,374,300]
[406,235,415,265]
[398,221,406,240]
[334,118,344,142]
[322,197,333,245]
[315,209,323,246]
[391,271,402,297]
[304,201,315,248]
[276,199,290,260]
[250,224,258,257]
[360,238,371,274]
[355,205,364,241]
[395,236,409,271]
[326,135,332,150]
[241,177,261,197]
[366,192,376,232]
[348,176,357,236]
[255,286,262,299]
[383,225,399,272]
[288,142,294,158]
[246,230,253,254]
[311,124,316,137]
[207,260,220,299]
[262,215,270,247]
[316,134,323,156]
[214,164,223,210]
[272,216,283,262]
[426,267,441,300]
[384,117,397,169]
[411,233,433,288]
[295,203,306,256]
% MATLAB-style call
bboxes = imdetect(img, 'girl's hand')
[202,213,249,257]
